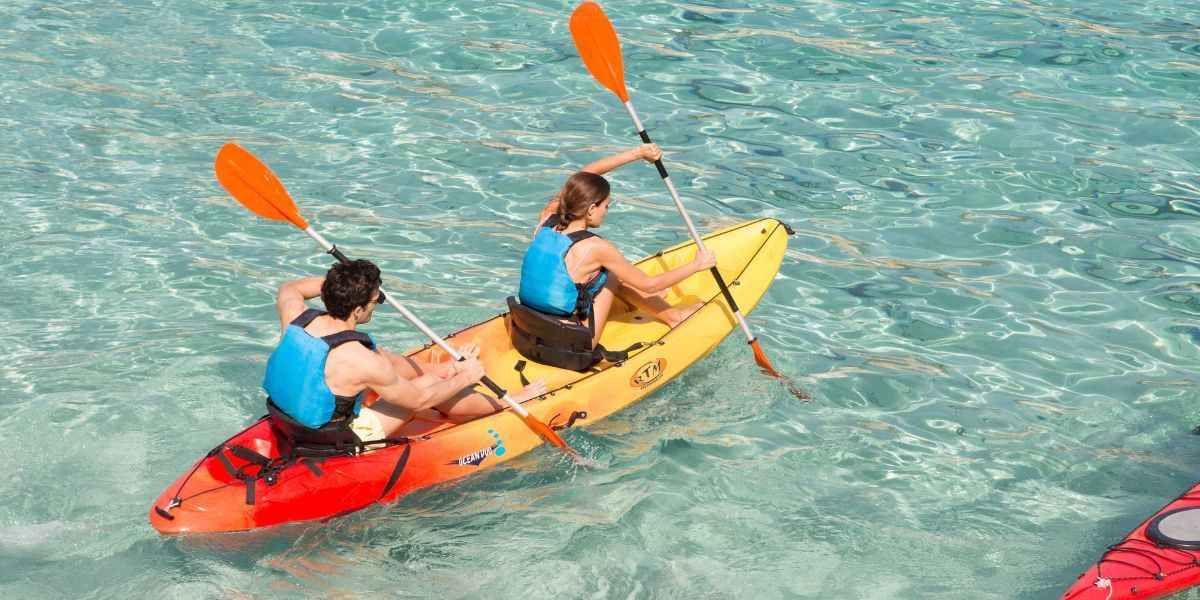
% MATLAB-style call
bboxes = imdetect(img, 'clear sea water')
[2,0,1200,598]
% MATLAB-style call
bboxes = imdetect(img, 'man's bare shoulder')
[328,340,389,381]
[277,303,311,328]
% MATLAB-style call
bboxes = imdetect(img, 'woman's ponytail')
[554,171,610,230]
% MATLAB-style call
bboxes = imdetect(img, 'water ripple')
[3,0,1200,598]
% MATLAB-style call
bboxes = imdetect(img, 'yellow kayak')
[151,217,789,533]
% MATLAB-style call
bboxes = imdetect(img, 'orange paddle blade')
[569,2,628,102]
[751,340,780,377]
[752,340,811,400]
[214,143,308,230]
[520,412,579,457]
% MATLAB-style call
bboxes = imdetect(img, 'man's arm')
[362,351,486,413]
[277,275,324,335]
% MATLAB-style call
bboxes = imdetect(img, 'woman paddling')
[516,144,716,356]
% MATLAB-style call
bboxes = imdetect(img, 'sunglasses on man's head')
[375,291,386,305]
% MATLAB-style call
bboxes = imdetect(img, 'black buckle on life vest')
[331,396,358,423]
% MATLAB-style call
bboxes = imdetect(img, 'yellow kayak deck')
[397,217,790,439]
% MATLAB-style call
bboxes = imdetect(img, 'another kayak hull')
[1063,482,1200,600]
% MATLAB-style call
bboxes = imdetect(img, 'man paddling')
[264,259,546,447]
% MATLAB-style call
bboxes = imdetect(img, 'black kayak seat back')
[505,297,641,372]
[266,399,361,457]
[506,296,600,371]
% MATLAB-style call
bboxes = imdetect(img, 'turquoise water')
[3,0,1200,597]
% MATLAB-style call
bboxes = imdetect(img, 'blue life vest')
[262,309,376,429]
[518,215,609,320]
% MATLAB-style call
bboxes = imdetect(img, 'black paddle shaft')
[635,129,746,320]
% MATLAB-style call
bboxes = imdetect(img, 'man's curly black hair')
[321,259,382,320]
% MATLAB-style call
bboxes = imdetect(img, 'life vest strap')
[290,308,324,328]
[291,308,377,353]
[321,330,376,352]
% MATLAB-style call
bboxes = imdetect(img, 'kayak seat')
[190,405,416,510]
[505,296,639,372]
[266,399,362,458]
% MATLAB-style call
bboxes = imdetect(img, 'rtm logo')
[630,358,667,388]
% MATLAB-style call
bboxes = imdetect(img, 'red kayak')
[1064,482,1200,599]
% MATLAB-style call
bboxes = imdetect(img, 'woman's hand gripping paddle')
[213,142,583,460]
[569,2,810,400]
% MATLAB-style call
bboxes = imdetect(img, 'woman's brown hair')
[554,171,610,230]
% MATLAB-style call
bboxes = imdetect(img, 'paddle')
[213,142,582,459]
[569,2,810,400]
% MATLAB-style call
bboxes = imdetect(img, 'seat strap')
[593,341,644,364]
[215,448,238,479]
[244,476,257,505]
[300,457,325,477]
[227,445,271,466]
[379,443,412,500]
[514,360,531,387]
[207,436,418,507]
